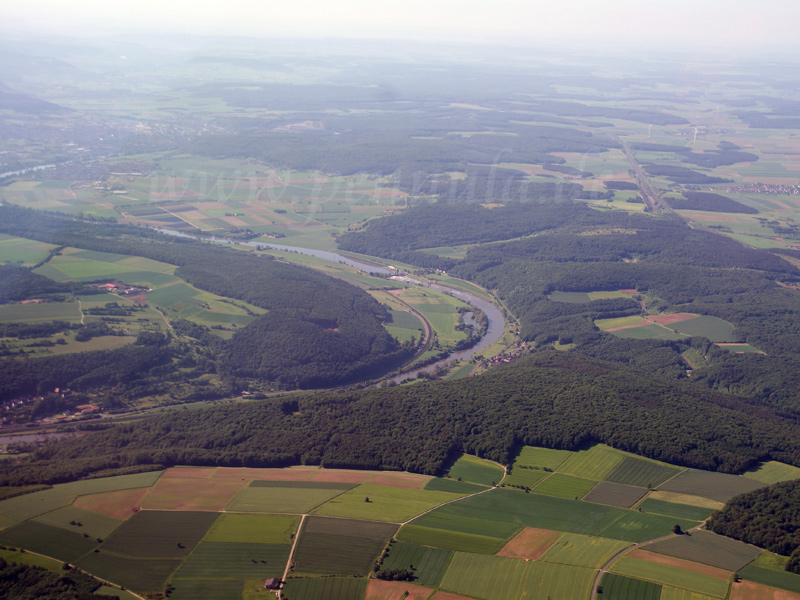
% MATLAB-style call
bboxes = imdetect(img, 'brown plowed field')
[431,593,478,600]
[73,487,150,519]
[497,527,562,560]
[161,467,216,479]
[366,579,434,600]
[309,471,372,484]
[647,313,698,325]
[628,548,732,579]
[605,321,652,332]
[366,472,431,489]
[142,478,248,511]
[731,580,800,600]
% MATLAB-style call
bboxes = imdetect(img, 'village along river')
[157,228,507,379]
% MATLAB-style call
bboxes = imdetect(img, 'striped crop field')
[379,540,453,587]
[604,455,683,488]
[292,516,397,576]
[658,470,765,503]
[445,454,504,486]
[497,527,562,560]
[610,556,730,597]
[311,483,466,522]
[440,552,595,600]
[201,513,299,544]
[645,530,763,572]
[539,532,631,568]
[557,445,626,481]
[396,524,508,555]
[532,473,597,499]
[743,461,800,485]
[600,573,662,600]
[582,482,648,508]
[513,446,574,471]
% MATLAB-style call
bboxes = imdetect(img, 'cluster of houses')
[91,282,150,296]
[475,341,529,370]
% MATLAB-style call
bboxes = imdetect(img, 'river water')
[156,228,506,378]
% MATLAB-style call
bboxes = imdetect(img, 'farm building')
[264,578,282,590]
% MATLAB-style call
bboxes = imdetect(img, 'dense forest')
[668,191,758,214]
[3,351,800,486]
[708,480,800,563]
[0,205,412,393]
[0,558,115,600]
[337,201,800,418]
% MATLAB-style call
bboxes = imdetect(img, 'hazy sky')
[4,0,797,51]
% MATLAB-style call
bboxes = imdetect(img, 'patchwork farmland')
[0,448,797,599]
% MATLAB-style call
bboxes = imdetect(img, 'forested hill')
[0,205,411,389]
[5,352,800,486]
[708,480,800,560]
[337,202,599,267]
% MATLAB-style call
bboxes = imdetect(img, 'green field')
[743,461,800,485]
[380,540,453,587]
[658,470,765,503]
[0,471,162,521]
[395,523,508,554]
[583,482,647,508]
[0,234,58,266]
[170,579,243,600]
[513,446,574,470]
[600,573,662,600]
[227,480,356,513]
[75,552,182,593]
[445,454,504,486]
[100,510,218,559]
[605,456,682,488]
[598,512,697,543]
[312,484,465,522]
[532,473,597,499]
[440,552,595,600]
[557,445,626,480]
[739,553,800,594]
[293,516,397,576]
[424,477,486,494]
[610,324,686,340]
[503,467,551,489]
[636,498,714,521]
[644,530,762,571]
[33,505,123,539]
[415,489,624,539]
[172,541,289,579]
[668,316,737,342]
[202,513,299,544]
[595,316,647,330]
[610,556,730,597]
[0,520,98,562]
[281,577,368,600]
[539,532,631,568]
[0,302,81,323]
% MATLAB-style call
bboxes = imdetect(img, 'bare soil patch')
[605,321,652,332]
[497,527,562,560]
[309,470,372,484]
[73,487,150,520]
[628,548,732,580]
[142,478,247,511]
[162,467,216,479]
[366,472,431,489]
[731,580,800,600]
[647,313,698,325]
[365,579,434,600]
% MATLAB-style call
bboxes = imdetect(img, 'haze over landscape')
[2,1,800,599]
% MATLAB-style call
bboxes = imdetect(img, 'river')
[156,228,507,378]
